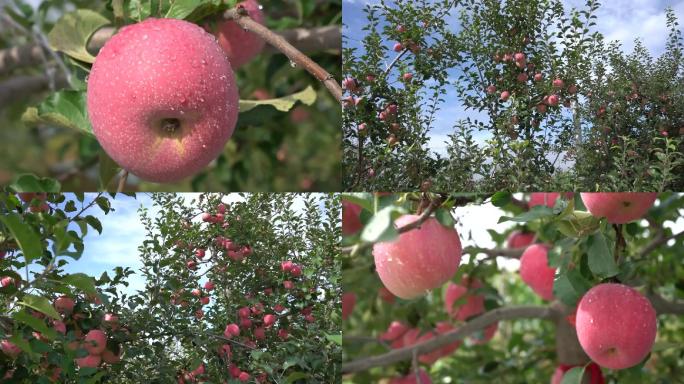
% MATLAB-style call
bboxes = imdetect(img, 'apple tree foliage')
[342,0,684,191]
[1,192,342,383]
[0,0,341,191]
[341,192,684,383]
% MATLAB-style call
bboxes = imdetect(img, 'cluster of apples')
[1,294,123,380]
[86,0,265,183]
[513,193,659,381]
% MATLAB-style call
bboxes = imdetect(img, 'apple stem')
[117,170,128,193]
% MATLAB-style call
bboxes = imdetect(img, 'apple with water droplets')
[373,215,462,299]
[580,193,657,224]
[88,18,239,183]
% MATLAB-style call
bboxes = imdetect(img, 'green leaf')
[17,294,60,320]
[553,268,592,306]
[62,273,98,295]
[360,206,402,243]
[84,215,103,234]
[325,333,342,345]
[9,174,61,192]
[490,191,511,207]
[239,86,317,113]
[434,208,455,228]
[498,206,555,223]
[98,150,121,190]
[22,90,93,135]
[95,196,111,213]
[0,213,43,262]
[284,372,309,383]
[47,9,111,63]
[340,193,374,213]
[560,366,585,384]
[586,233,618,278]
[14,310,58,340]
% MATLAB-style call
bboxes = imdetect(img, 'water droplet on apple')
[142,34,148,40]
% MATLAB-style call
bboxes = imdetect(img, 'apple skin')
[519,244,555,301]
[88,18,239,183]
[373,215,462,299]
[342,292,356,320]
[216,0,265,68]
[580,193,657,224]
[76,354,102,368]
[54,296,75,314]
[576,283,656,370]
[528,192,572,208]
[444,276,484,321]
[0,340,21,358]
[84,330,107,355]
[506,230,535,249]
[342,201,363,235]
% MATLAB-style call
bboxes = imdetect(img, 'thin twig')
[223,7,342,102]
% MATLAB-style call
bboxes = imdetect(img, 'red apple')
[342,201,363,235]
[444,276,484,321]
[519,244,555,301]
[576,283,656,369]
[580,193,657,224]
[76,354,101,368]
[506,231,535,249]
[84,330,107,355]
[500,91,511,101]
[342,292,356,320]
[54,296,75,314]
[373,215,462,299]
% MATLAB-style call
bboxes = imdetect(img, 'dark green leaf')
[0,213,43,262]
[586,233,618,278]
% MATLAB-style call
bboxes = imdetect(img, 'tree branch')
[223,8,342,102]
[0,72,68,107]
[341,305,557,374]
[638,230,684,258]
[647,292,684,315]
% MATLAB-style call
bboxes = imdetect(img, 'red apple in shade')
[240,318,252,329]
[534,73,543,81]
[195,248,205,259]
[553,78,565,89]
[517,73,528,82]
[519,244,556,301]
[514,52,526,62]
[380,321,410,341]
[486,85,497,94]
[444,276,484,321]
[215,0,265,68]
[528,192,572,208]
[290,265,302,277]
[53,320,67,334]
[186,260,197,270]
[263,314,276,328]
[200,296,210,305]
[102,349,121,364]
[537,104,548,113]
[54,296,75,314]
[374,216,462,299]
[402,73,413,81]
[238,307,251,318]
[224,323,240,338]
[547,94,560,106]
[396,25,406,33]
[277,328,289,340]
[500,91,511,101]
[203,281,215,291]
[76,354,101,368]
[0,340,21,358]
[1,276,16,288]
[191,288,201,297]
[389,369,432,384]
[393,42,403,52]
[342,201,363,235]
[379,286,397,303]
[239,372,251,382]
[342,292,356,320]
[567,84,578,94]
[201,213,212,222]
[84,330,107,355]
[273,304,285,313]
[254,327,266,340]
[551,363,604,384]
[283,280,294,289]
[506,230,535,249]
[575,283,656,369]
[580,193,657,224]
[281,260,294,272]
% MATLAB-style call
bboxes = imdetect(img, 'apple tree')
[342,0,684,191]
[1,192,342,383]
[341,192,684,383]
[0,0,342,191]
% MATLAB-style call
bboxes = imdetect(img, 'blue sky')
[343,0,684,155]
